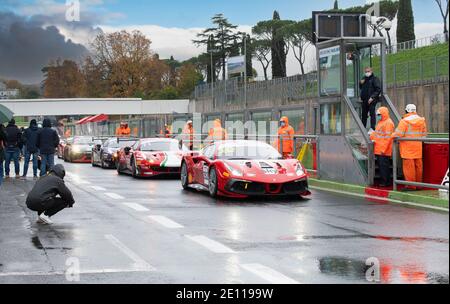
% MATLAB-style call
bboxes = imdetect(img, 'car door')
[194,144,215,186]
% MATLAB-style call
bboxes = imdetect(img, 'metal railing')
[393,137,449,191]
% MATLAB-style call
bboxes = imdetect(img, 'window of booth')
[319,46,341,96]
[250,111,273,140]
[320,103,342,135]
[225,113,245,139]
[280,109,306,135]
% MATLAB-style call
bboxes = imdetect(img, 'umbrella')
[0,104,14,124]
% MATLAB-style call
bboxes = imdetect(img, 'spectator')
[4,119,22,178]
[0,124,6,186]
[392,104,428,191]
[26,164,75,225]
[182,120,195,150]
[22,119,40,179]
[207,119,228,143]
[360,67,382,130]
[37,118,59,177]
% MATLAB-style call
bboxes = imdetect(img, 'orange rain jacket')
[116,124,131,137]
[370,107,395,157]
[277,116,295,154]
[392,112,428,159]
[208,119,228,141]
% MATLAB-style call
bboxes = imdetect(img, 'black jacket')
[26,164,75,211]
[0,127,6,162]
[360,74,382,103]
[4,122,22,149]
[37,119,59,154]
[23,124,40,153]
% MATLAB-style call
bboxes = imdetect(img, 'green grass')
[373,42,449,84]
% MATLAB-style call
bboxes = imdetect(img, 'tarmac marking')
[0,268,154,277]
[186,235,235,254]
[240,263,299,284]
[104,234,154,271]
[90,186,107,191]
[148,216,184,229]
[105,193,125,200]
[123,203,150,212]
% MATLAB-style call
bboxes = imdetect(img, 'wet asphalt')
[0,159,448,284]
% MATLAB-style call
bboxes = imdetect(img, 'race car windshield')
[216,142,283,160]
[110,140,136,149]
[73,137,94,145]
[140,141,180,152]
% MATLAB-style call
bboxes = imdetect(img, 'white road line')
[105,193,125,200]
[104,235,154,270]
[240,263,299,284]
[186,235,235,253]
[0,268,153,277]
[148,216,184,229]
[123,203,150,212]
[90,186,106,191]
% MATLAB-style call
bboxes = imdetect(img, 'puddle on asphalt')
[31,236,72,251]
[318,256,449,284]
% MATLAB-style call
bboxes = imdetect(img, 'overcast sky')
[0,0,447,84]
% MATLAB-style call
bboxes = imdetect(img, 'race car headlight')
[224,163,243,177]
[296,163,305,176]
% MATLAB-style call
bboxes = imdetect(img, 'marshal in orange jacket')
[277,116,295,156]
[370,107,395,157]
[392,112,428,159]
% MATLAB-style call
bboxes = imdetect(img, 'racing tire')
[208,167,218,198]
[131,157,139,178]
[116,161,123,175]
[180,162,189,190]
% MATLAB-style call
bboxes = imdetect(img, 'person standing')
[26,164,75,225]
[392,104,428,191]
[277,116,295,159]
[370,107,395,187]
[4,119,22,179]
[207,119,228,143]
[0,124,6,186]
[37,118,59,177]
[22,119,40,179]
[182,120,195,150]
[115,122,131,137]
[360,67,382,130]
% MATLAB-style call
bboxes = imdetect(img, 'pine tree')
[334,0,339,10]
[396,0,416,45]
[271,11,287,78]
[243,34,253,78]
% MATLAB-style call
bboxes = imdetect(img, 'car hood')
[142,151,183,167]
[223,159,307,183]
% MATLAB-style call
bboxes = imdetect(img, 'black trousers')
[377,155,392,186]
[37,198,71,217]
[361,99,377,130]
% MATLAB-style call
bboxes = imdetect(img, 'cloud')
[0,11,90,84]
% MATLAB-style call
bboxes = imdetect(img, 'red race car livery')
[116,138,187,178]
[181,140,311,198]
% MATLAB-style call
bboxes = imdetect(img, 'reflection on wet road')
[0,160,448,284]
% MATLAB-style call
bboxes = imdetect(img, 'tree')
[252,39,271,80]
[42,59,84,98]
[177,63,204,98]
[90,30,153,97]
[271,11,288,78]
[243,34,254,79]
[434,0,449,41]
[4,80,21,90]
[282,20,313,75]
[396,0,416,45]
[334,0,339,10]
[82,56,109,97]
[193,14,241,81]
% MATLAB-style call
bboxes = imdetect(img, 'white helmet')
[405,104,417,113]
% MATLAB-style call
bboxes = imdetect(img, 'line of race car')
[57,136,311,199]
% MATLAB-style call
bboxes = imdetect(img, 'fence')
[388,33,449,54]
[393,137,449,191]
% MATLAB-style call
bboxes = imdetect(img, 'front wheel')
[116,160,123,175]
[208,167,218,198]
[131,157,139,178]
[181,162,189,190]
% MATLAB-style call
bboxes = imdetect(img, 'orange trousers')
[402,159,423,189]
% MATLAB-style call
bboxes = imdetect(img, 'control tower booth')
[313,12,401,186]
